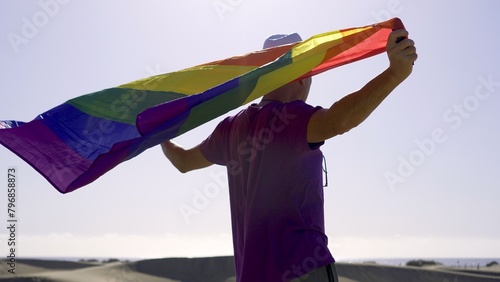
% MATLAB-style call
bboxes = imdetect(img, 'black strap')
[325,264,338,282]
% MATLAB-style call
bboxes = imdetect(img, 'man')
[162,29,417,281]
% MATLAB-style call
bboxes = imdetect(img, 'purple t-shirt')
[200,100,334,282]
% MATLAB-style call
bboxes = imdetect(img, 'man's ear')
[299,77,312,86]
[298,79,308,86]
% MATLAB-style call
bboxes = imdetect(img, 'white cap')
[263,33,302,49]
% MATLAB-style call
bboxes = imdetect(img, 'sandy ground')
[1,257,499,282]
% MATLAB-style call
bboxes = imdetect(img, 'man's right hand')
[161,140,213,173]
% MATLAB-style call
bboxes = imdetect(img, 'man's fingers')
[388,29,418,66]
[389,29,409,43]
[396,38,415,50]
[401,45,417,56]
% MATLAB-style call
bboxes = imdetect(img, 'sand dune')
[1,257,499,282]
[336,263,500,282]
[131,257,235,282]
[0,259,177,282]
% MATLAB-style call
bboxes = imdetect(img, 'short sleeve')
[200,117,231,165]
[277,101,324,151]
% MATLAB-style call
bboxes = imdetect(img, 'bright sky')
[1,0,499,261]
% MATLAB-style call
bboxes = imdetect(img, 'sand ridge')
[1,257,499,282]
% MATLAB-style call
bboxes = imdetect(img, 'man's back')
[200,100,334,281]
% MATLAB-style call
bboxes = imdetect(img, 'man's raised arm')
[161,140,213,173]
[307,29,418,143]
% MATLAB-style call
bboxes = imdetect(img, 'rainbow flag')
[0,18,405,193]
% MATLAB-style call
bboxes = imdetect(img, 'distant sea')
[340,258,500,268]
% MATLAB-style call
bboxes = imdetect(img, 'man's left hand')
[386,29,418,82]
